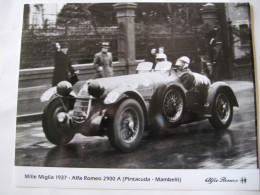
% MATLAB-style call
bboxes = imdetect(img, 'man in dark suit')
[52,42,76,86]
[212,42,223,81]
[146,46,157,68]
[93,42,113,78]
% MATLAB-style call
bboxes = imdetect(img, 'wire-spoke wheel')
[209,91,233,129]
[163,89,184,123]
[216,94,231,123]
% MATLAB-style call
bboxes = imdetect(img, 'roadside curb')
[17,112,42,124]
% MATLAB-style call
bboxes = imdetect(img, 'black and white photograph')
[9,0,260,191]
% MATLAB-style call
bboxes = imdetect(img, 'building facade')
[225,3,252,61]
[24,4,64,29]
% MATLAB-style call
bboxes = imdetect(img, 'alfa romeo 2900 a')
[41,61,238,152]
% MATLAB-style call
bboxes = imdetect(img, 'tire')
[42,97,75,145]
[108,99,144,152]
[209,91,233,129]
[151,88,184,136]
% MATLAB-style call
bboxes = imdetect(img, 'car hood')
[99,72,176,88]
[76,72,180,98]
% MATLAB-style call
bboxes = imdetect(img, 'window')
[239,24,250,45]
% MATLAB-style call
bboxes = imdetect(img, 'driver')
[175,56,210,109]
[174,56,195,90]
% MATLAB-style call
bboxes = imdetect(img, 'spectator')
[155,53,167,63]
[93,42,113,78]
[212,42,224,81]
[157,46,167,61]
[205,25,221,61]
[205,25,219,47]
[201,25,222,82]
[52,42,75,86]
[146,47,157,68]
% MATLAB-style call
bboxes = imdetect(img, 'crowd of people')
[52,25,223,87]
[52,41,114,86]
[51,37,216,110]
[145,25,224,83]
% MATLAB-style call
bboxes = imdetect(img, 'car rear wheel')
[151,88,184,136]
[209,91,233,129]
[42,97,75,145]
[108,99,144,152]
[163,88,184,123]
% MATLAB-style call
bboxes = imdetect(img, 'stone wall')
[17,61,140,122]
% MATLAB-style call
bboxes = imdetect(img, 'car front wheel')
[108,99,144,152]
[209,91,233,129]
[42,97,75,145]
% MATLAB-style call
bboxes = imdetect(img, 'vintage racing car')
[41,61,238,152]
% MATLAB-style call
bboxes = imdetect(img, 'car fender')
[152,83,187,106]
[149,82,187,120]
[166,83,187,104]
[205,81,239,116]
[40,87,57,102]
[41,86,77,103]
[104,86,148,122]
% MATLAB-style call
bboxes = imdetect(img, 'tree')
[56,3,117,28]
[88,3,116,26]
[56,3,203,29]
[136,3,203,28]
[56,3,91,27]
[135,3,169,25]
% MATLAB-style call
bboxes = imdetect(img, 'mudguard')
[148,82,187,125]
[40,87,57,102]
[103,86,148,122]
[41,86,77,103]
[205,81,239,116]
[152,83,187,107]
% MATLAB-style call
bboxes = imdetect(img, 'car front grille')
[73,98,92,123]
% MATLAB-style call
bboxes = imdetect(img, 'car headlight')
[57,81,72,96]
[104,91,120,104]
[88,81,104,98]
[57,112,67,123]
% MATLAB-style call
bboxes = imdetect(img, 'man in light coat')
[93,42,113,78]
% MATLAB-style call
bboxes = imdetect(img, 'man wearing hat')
[205,25,221,61]
[212,41,223,81]
[93,42,113,78]
[52,42,76,86]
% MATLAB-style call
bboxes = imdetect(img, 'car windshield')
[136,61,172,74]
[136,62,153,73]
[154,61,172,71]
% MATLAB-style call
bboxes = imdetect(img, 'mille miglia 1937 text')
[24,174,54,181]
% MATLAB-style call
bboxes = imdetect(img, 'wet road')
[15,81,258,169]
